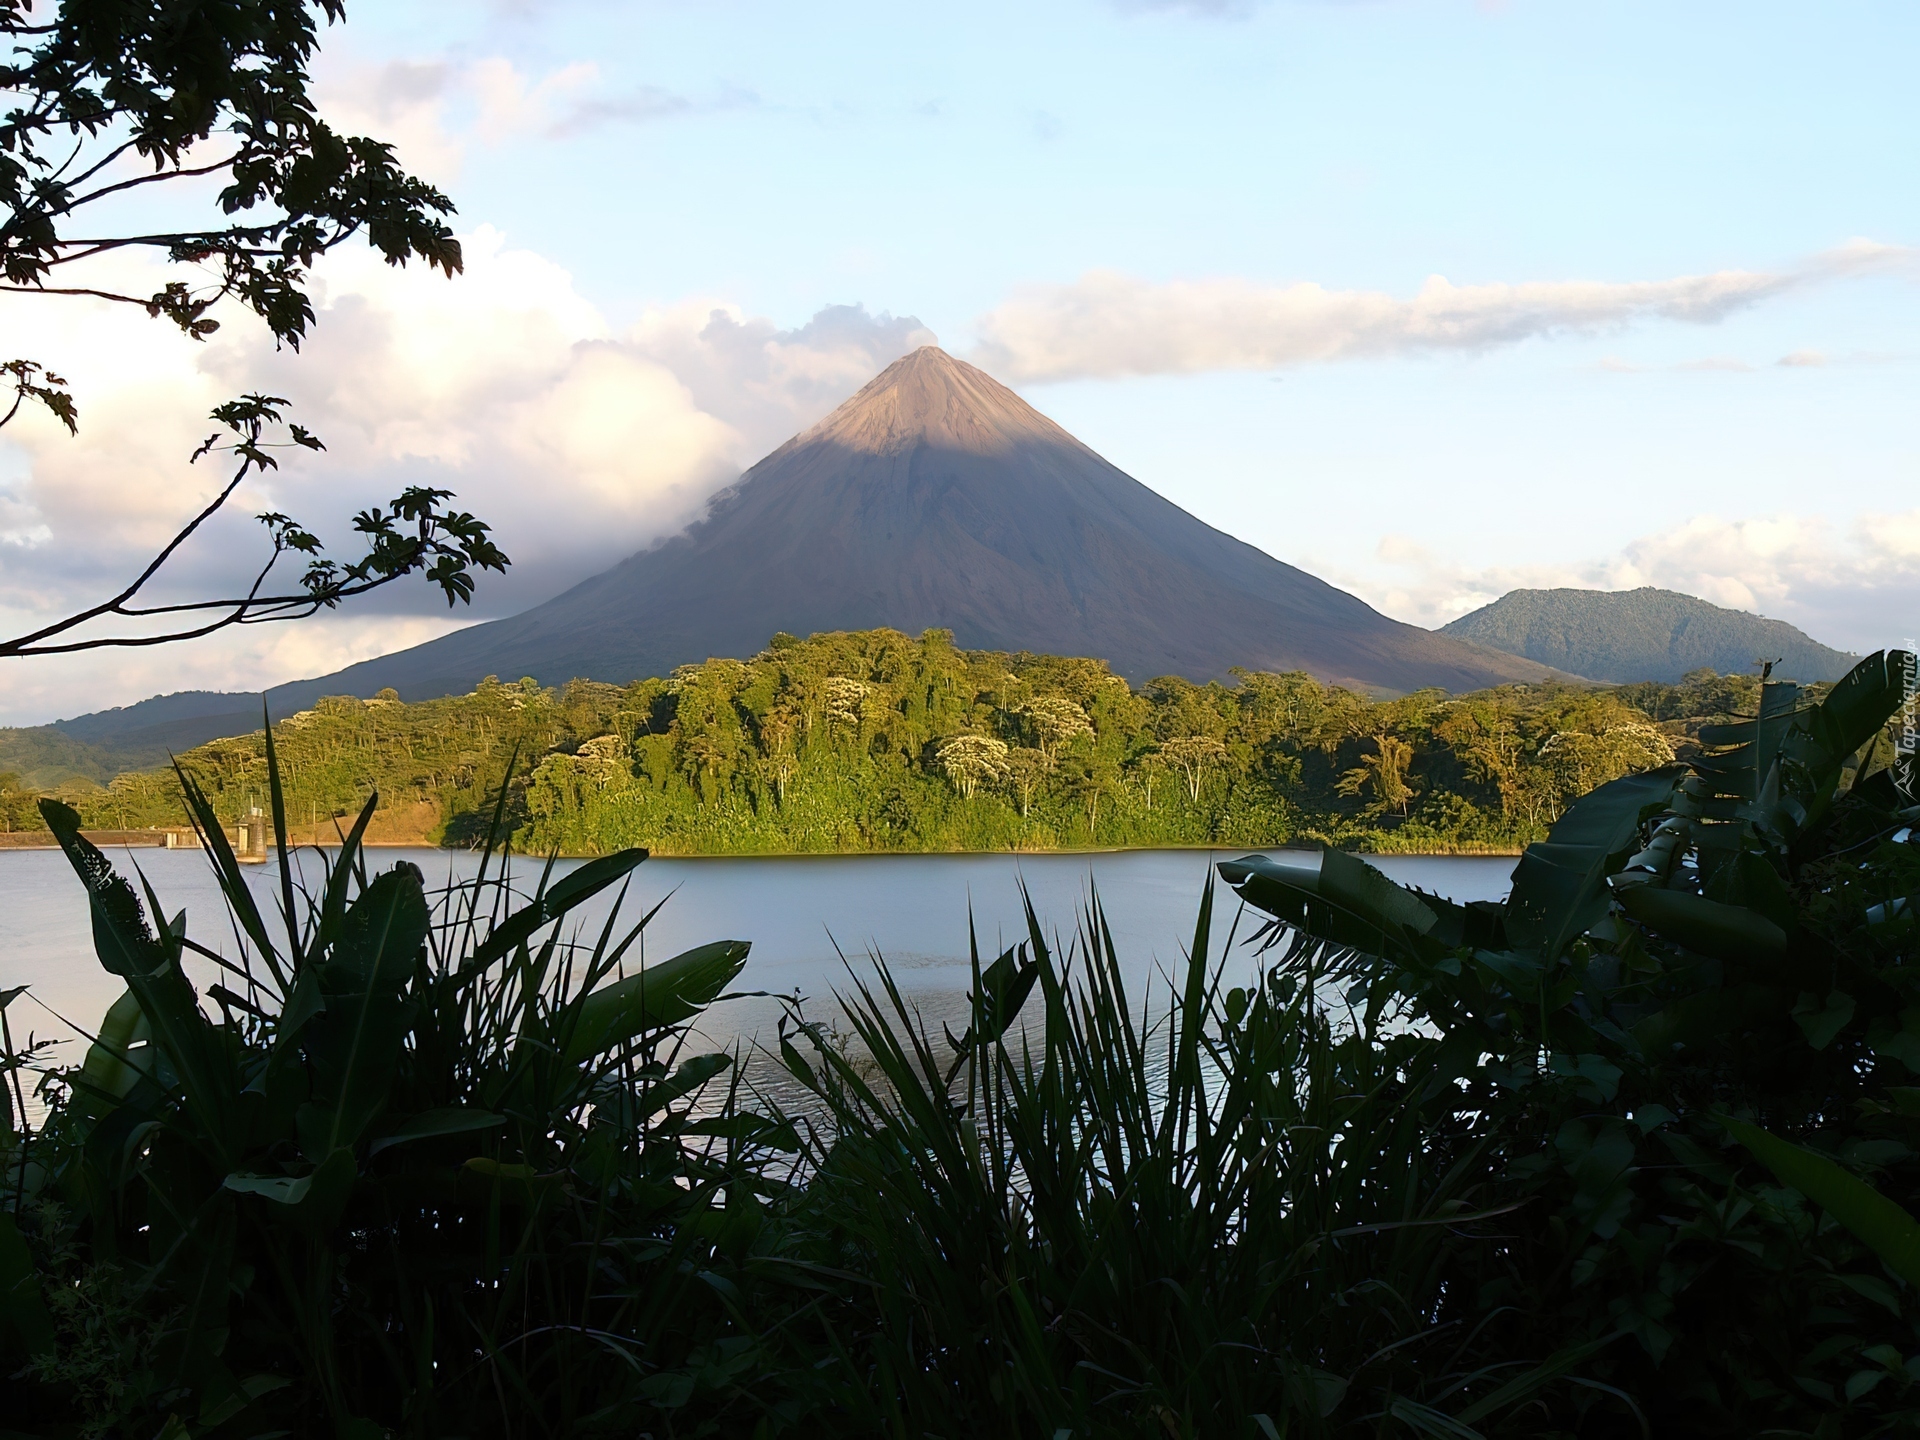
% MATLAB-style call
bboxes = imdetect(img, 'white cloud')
[971,241,1917,384]
[0,230,933,724]
[314,54,745,185]
[1354,510,1920,656]
[315,58,467,184]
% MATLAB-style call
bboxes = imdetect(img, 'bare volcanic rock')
[269,347,1559,707]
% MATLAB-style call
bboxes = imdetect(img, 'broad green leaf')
[324,864,430,993]
[1308,1369,1348,1417]
[1788,650,1915,830]
[944,943,1040,1062]
[1508,766,1682,958]
[75,986,152,1108]
[314,790,382,961]
[368,1107,506,1156]
[1550,1051,1623,1101]
[1812,651,1913,769]
[225,1171,320,1204]
[225,1147,358,1237]
[306,866,431,1152]
[1218,848,1440,962]
[1838,1272,1902,1315]
[1793,990,1856,1050]
[1702,849,1797,931]
[1721,1114,1920,1285]
[562,941,749,1066]
[1616,885,1787,966]
[1869,1010,1920,1073]
[304,992,415,1155]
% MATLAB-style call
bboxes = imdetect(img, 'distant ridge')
[1440,586,1855,684]
[0,691,265,789]
[262,346,1561,708]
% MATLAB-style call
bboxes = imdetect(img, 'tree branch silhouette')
[0,396,509,657]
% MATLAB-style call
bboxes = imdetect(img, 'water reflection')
[1,845,1515,1113]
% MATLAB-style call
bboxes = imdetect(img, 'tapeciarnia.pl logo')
[1899,642,1918,802]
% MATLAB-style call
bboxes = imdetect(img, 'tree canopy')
[6,629,1804,856]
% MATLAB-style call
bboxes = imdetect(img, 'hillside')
[1440,586,1855,684]
[261,347,1561,708]
[0,690,265,791]
[0,726,121,791]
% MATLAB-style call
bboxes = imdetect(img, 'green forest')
[3,627,1803,855]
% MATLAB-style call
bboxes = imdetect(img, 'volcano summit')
[270,347,1556,706]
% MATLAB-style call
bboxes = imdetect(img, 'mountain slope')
[264,348,1558,707]
[1440,586,1854,683]
[0,691,267,789]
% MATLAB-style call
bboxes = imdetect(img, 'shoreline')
[0,831,1524,861]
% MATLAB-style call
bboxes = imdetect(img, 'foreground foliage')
[1218,648,1920,1431]
[3,649,1914,1437]
[1,757,775,1437]
[6,628,1776,854]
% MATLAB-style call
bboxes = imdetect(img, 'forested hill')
[1441,586,1854,683]
[0,691,267,789]
[4,628,1790,856]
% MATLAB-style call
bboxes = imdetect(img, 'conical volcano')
[270,347,1559,706]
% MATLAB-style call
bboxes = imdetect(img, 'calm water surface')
[0,847,1514,1079]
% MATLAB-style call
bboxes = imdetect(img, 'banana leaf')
[368,1107,507,1156]
[225,1146,358,1238]
[312,790,382,963]
[1216,848,1441,963]
[561,940,749,1066]
[1616,885,1788,967]
[1700,849,1797,931]
[590,1054,733,1130]
[319,864,430,995]
[73,986,153,1113]
[1789,649,1917,832]
[1507,766,1683,958]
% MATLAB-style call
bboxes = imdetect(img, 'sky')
[2,0,1916,726]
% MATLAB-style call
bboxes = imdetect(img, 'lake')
[0,846,1516,1088]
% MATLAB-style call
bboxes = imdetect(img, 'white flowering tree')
[938,734,1010,800]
